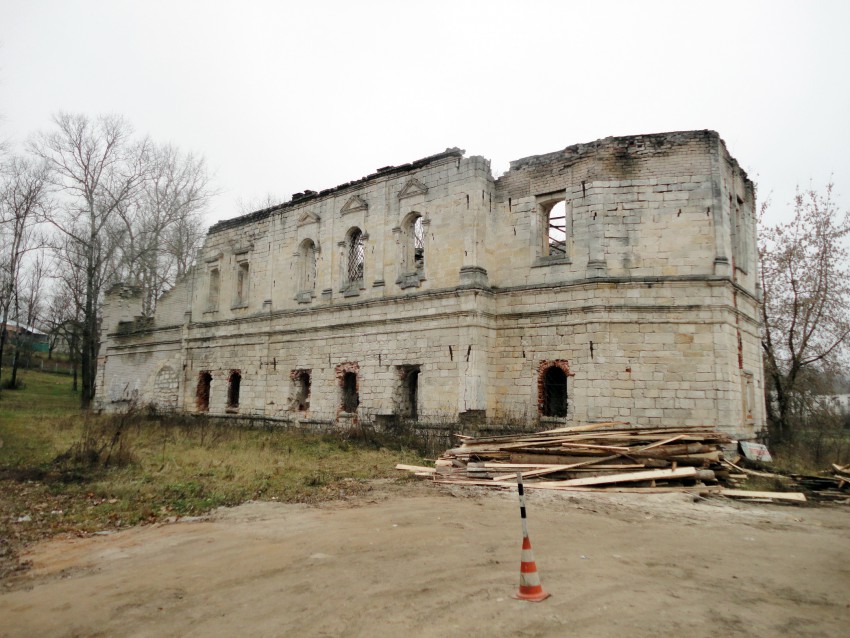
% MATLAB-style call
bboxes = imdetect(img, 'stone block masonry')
[96,131,765,440]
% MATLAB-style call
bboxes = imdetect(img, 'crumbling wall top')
[509,129,716,169]
[105,283,143,299]
[505,129,751,193]
[209,147,466,235]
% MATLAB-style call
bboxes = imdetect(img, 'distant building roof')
[2,319,47,337]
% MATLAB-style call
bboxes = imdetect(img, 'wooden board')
[509,453,617,465]
[722,459,783,479]
[536,421,631,435]
[560,442,632,452]
[720,489,806,502]
[430,477,722,494]
[395,464,436,474]
[536,466,698,488]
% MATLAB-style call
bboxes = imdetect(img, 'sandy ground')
[1,480,849,638]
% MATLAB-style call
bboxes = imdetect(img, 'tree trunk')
[80,244,96,410]
[10,347,19,389]
[69,330,79,392]
[0,323,7,393]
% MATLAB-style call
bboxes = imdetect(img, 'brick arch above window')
[537,360,573,418]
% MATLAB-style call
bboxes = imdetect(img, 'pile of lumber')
[787,464,850,502]
[718,457,847,503]
[397,422,733,494]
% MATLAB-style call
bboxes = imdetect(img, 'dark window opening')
[196,371,212,412]
[227,370,241,410]
[292,370,311,411]
[541,366,568,417]
[341,371,359,413]
[397,365,420,419]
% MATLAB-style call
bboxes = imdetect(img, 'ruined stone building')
[97,130,765,440]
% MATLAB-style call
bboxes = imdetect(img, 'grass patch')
[0,370,425,579]
[0,369,82,467]
[770,429,850,476]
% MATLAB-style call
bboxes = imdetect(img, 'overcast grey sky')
[2,0,849,226]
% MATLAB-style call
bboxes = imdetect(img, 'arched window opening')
[227,370,241,411]
[298,239,317,300]
[398,213,426,289]
[546,201,567,257]
[341,371,359,413]
[302,240,317,291]
[196,371,212,412]
[347,228,364,286]
[541,366,568,417]
[413,216,425,271]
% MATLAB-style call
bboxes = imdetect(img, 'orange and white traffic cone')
[515,533,549,601]
[513,473,550,602]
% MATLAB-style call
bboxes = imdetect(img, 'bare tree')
[5,252,51,386]
[0,154,49,391]
[114,144,211,315]
[237,192,284,215]
[45,273,84,390]
[46,234,88,391]
[759,183,850,442]
[30,113,149,408]
[20,252,49,329]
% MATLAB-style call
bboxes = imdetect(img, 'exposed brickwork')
[289,369,311,411]
[196,371,212,412]
[152,366,179,409]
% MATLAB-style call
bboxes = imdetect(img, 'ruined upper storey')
[98,130,765,435]
[189,130,756,323]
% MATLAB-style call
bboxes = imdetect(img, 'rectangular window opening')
[341,371,359,413]
[396,365,420,420]
[539,362,569,418]
[535,192,569,264]
[196,371,212,412]
[547,201,567,258]
[236,262,250,306]
[290,369,311,411]
[227,370,241,411]
[208,268,220,310]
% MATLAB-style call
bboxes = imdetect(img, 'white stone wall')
[96,132,765,439]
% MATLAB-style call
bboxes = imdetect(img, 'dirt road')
[2,481,849,637]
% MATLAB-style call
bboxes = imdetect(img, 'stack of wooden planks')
[834,464,850,487]
[397,421,734,495]
[785,464,850,502]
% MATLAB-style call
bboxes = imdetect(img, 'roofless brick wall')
[97,130,764,441]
